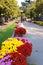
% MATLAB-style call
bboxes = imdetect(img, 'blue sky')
[17,0,34,6]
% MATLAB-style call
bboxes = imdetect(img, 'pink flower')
[16,23,22,28]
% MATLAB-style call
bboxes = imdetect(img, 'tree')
[0,0,20,17]
[25,1,36,18]
[25,0,43,21]
[36,0,43,16]
[0,0,20,23]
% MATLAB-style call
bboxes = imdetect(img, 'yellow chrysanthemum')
[15,40,24,47]
[7,38,15,41]
[0,49,6,58]
[0,38,24,58]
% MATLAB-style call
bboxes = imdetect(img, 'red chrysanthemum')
[14,27,26,37]
[21,39,26,43]
[9,52,27,65]
[17,43,32,57]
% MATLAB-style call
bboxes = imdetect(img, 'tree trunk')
[0,16,5,24]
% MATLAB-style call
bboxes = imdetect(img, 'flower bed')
[15,37,32,57]
[0,38,24,58]
[0,52,27,65]
[0,21,33,65]
[0,38,32,65]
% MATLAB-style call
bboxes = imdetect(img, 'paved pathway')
[22,22,43,65]
[0,19,15,31]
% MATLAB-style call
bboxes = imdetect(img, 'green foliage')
[25,0,43,19]
[25,3,36,18]
[0,0,20,17]
[36,0,43,16]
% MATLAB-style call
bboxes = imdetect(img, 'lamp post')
[20,10,23,22]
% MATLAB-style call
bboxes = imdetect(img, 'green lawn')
[0,20,18,47]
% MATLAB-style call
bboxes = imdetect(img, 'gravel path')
[22,22,43,65]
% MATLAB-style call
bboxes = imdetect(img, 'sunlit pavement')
[22,22,43,65]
